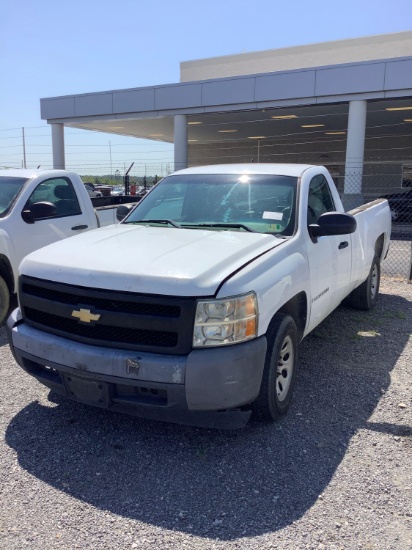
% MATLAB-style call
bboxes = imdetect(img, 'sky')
[1,0,411,176]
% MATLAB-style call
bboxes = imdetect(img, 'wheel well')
[375,234,385,261]
[0,255,14,294]
[276,292,307,341]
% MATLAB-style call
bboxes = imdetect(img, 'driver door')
[305,175,352,332]
[12,176,90,269]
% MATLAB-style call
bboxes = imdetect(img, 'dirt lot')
[0,278,411,549]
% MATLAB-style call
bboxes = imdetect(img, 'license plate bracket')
[63,374,110,408]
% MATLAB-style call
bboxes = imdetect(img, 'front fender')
[217,240,309,337]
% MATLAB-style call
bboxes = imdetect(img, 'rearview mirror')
[117,204,134,222]
[21,201,57,224]
[309,212,357,239]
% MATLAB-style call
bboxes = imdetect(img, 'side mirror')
[116,204,133,222]
[21,201,57,224]
[309,212,357,239]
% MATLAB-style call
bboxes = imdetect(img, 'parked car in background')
[111,186,125,196]
[83,182,98,191]
[383,190,412,223]
[94,185,112,197]
[85,184,103,198]
[0,169,140,323]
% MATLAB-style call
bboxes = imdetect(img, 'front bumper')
[7,308,267,429]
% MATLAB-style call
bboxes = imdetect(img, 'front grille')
[25,308,178,347]
[20,276,198,355]
[22,283,180,317]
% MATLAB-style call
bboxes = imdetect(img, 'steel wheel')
[253,313,298,421]
[276,335,294,402]
[370,263,379,301]
[349,256,380,311]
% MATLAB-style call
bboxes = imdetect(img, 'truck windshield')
[0,176,29,217]
[125,173,298,236]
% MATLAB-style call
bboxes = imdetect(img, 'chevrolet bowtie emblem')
[71,308,101,324]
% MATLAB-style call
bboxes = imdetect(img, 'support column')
[174,114,188,171]
[51,123,65,169]
[342,100,367,209]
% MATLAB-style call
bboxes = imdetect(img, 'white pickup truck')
[0,169,139,323]
[7,164,391,428]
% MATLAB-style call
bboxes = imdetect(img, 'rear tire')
[0,275,10,325]
[349,256,380,311]
[253,313,298,421]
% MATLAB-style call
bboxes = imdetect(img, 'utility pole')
[22,127,27,169]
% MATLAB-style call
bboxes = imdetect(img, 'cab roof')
[174,163,314,178]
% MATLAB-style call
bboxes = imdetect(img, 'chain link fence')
[329,163,412,281]
[81,174,161,198]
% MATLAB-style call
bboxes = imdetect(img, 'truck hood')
[19,225,284,296]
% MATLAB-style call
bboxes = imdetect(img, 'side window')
[25,177,82,218]
[307,175,335,225]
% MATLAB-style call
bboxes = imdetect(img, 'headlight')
[193,292,257,347]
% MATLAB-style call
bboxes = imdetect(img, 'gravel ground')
[0,278,411,550]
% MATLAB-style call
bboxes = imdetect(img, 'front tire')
[253,313,298,421]
[349,256,380,311]
[0,275,10,325]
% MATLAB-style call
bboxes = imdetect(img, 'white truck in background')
[8,164,391,429]
[0,169,139,323]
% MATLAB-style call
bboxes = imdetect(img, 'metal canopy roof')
[40,56,412,148]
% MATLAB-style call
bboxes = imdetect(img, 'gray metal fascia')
[314,92,387,104]
[384,88,412,98]
[40,56,412,122]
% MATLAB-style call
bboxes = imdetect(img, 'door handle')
[72,225,88,231]
[338,241,349,249]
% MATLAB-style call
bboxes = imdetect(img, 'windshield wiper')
[182,223,257,232]
[124,219,182,228]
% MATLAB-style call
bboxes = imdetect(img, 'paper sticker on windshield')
[263,211,283,221]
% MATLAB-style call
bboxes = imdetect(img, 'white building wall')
[181,31,412,82]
